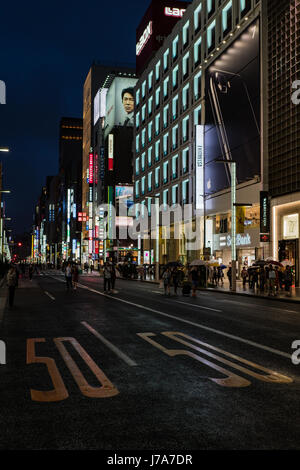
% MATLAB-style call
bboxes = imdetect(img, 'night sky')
[0,0,190,236]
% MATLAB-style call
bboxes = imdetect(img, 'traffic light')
[18,242,22,247]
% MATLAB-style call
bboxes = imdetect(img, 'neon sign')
[136,21,153,56]
[164,7,186,18]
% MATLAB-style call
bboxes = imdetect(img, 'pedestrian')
[162,268,171,296]
[191,268,199,297]
[268,264,276,296]
[72,264,79,290]
[241,267,248,290]
[274,266,280,295]
[65,263,73,290]
[259,267,266,292]
[284,266,293,297]
[29,264,33,281]
[227,266,232,290]
[7,265,18,309]
[111,264,117,293]
[172,267,180,296]
[252,269,259,292]
[212,267,218,286]
[103,263,112,293]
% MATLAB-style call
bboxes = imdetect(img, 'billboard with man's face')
[105,77,138,137]
[204,19,260,195]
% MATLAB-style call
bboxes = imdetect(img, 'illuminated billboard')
[105,77,138,137]
[94,88,108,125]
[204,19,260,194]
[115,185,134,209]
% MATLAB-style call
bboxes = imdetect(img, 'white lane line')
[220,299,299,314]
[175,300,222,313]
[81,321,138,367]
[44,291,55,301]
[76,283,290,359]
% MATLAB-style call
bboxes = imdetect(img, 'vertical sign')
[108,135,114,171]
[89,153,94,184]
[260,191,270,234]
[195,125,204,211]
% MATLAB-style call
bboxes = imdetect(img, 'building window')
[194,105,201,126]
[141,200,146,218]
[135,180,140,198]
[163,77,169,99]
[155,166,160,188]
[182,84,189,112]
[172,125,178,150]
[194,71,202,100]
[136,111,140,129]
[194,3,202,33]
[163,104,169,128]
[148,96,153,116]
[240,0,251,18]
[142,80,146,99]
[136,89,140,107]
[163,49,170,71]
[148,70,153,91]
[141,129,146,148]
[135,157,140,176]
[182,179,189,204]
[207,20,216,54]
[163,189,169,209]
[155,140,160,161]
[172,65,179,89]
[182,148,189,174]
[163,161,169,184]
[183,20,190,47]
[155,60,161,81]
[172,184,179,205]
[148,146,153,167]
[207,0,215,19]
[147,197,152,216]
[141,152,145,172]
[172,155,178,179]
[142,104,146,123]
[136,134,140,153]
[155,87,161,108]
[141,176,146,195]
[182,53,189,80]
[163,133,169,156]
[172,95,179,120]
[148,121,153,142]
[182,116,189,142]
[172,35,179,60]
[155,113,160,136]
[148,172,153,192]
[222,1,233,37]
[194,37,202,66]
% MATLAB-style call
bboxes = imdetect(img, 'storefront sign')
[164,7,186,17]
[108,134,114,171]
[260,191,270,234]
[136,21,153,56]
[283,214,299,240]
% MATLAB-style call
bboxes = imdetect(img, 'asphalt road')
[0,271,299,450]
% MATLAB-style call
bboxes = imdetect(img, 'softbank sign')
[136,21,153,56]
[0,80,6,104]
[164,7,186,18]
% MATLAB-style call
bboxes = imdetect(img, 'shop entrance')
[279,239,299,287]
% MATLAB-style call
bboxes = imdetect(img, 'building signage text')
[136,21,153,56]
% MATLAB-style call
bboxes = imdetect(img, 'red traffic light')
[18,242,22,247]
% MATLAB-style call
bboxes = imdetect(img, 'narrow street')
[0,272,299,450]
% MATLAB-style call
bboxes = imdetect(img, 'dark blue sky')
[0,0,188,235]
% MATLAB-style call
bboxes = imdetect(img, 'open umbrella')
[220,264,227,269]
[265,260,283,267]
[190,260,207,266]
[253,260,267,266]
[165,261,183,268]
[281,259,293,267]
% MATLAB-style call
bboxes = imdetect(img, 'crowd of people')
[238,264,294,297]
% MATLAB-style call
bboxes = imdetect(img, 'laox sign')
[136,21,153,56]
[164,7,186,18]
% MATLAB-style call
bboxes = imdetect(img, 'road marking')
[75,282,291,359]
[82,322,138,367]
[219,298,299,315]
[44,291,55,301]
[175,300,222,313]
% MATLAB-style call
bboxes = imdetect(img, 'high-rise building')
[266,0,300,286]
[133,0,263,271]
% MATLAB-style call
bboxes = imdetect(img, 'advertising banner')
[105,77,138,137]
[204,19,260,194]
[260,191,270,234]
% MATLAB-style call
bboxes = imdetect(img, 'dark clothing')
[104,278,111,292]
[8,286,16,307]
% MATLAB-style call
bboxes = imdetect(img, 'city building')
[133,0,264,272]
[266,0,300,286]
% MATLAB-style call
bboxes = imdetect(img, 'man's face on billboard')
[122,93,134,114]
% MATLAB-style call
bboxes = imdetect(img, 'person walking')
[268,264,276,297]
[103,263,112,293]
[284,266,293,297]
[7,265,18,309]
[162,268,171,296]
[65,263,73,290]
[212,267,218,286]
[172,267,180,296]
[111,264,117,293]
[227,266,232,290]
[259,267,266,293]
[191,268,199,297]
[241,267,248,291]
[72,264,79,290]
